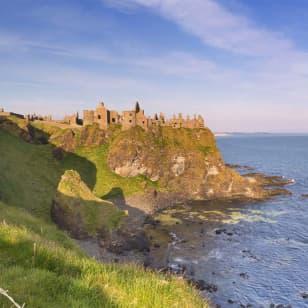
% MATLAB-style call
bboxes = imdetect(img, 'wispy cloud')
[1,1,308,131]
[0,30,224,79]
[104,0,294,56]
[101,0,308,130]
[101,0,308,92]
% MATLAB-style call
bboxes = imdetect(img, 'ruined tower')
[94,102,109,129]
[121,101,148,130]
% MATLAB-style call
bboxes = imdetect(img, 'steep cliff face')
[0,116,277,204]
[107,126,266,201]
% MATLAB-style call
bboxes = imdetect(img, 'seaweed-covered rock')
[51,170,125,239]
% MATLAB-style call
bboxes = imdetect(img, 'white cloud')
[104,0,294,56]
[101,0,308,96]
[0,32,226,80]
[2,1,308,131]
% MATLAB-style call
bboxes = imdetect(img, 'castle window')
[98,115,101,119]
[112,118,115,123]
[142,121,145,124]
[129,120,132,123]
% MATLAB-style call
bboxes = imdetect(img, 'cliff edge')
[0,116,288,213]
[107,126,269,203]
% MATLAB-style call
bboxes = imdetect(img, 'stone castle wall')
[1,103,205,131]
[81,101,205,130]
[63,113,78,125]
[83,110,95,126]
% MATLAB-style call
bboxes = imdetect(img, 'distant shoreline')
[214,132,308,137]
[214,132,231,137]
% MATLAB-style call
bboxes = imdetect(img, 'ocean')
[156,134,308,307]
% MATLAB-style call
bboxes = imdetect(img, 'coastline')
[75,168,293,291]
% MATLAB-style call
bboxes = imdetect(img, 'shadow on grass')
[51,191,124,239]
[102,187,124,200]
[103,187,148,228]
[0,117,97,219]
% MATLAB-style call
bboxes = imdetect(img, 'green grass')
[198,146,213,155]
[0,118,209,307]
[0,129,96,221]
[76,145,159,199]
[0,201,208,307]
[53,170,125,236]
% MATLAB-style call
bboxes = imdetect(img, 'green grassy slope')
[0,129,96,221]
[0,117,156,220]
[52,170,125,237]
[0,201,207,307]
[0,118,208,307]
[76,145,158,199]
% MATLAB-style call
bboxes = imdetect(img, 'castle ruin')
[0,108,24,119]
[26,114,52,122]
[83,103,120,129]
[0,102,205,130]
[63,113,79,125]
[81,101,205,130]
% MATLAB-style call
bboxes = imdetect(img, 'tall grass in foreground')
[0,202,208,307]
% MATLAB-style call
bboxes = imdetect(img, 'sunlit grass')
[0,202,208,307]
[0,119,208,307]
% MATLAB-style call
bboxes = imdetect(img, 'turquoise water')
[162,134,308,307]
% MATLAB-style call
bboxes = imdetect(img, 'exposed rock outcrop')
[2,116,291,208]
[51,170,125,239]
[107,126,277,202]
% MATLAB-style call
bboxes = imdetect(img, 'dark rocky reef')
[242,172,293,197]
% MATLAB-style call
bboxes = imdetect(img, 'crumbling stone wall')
[81,101,205,131]
[63,113,78,125]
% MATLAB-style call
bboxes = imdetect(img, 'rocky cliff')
[51,170,125,239]
[107,126,268,202]
[0,116,285,208]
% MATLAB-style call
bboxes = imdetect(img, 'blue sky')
[1,0,308,132]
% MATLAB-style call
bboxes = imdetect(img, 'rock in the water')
[244,173,294,187]
[226,163,254,171]
[302,292,308,299]
[189,279,218,293]
[239,272,249,279]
